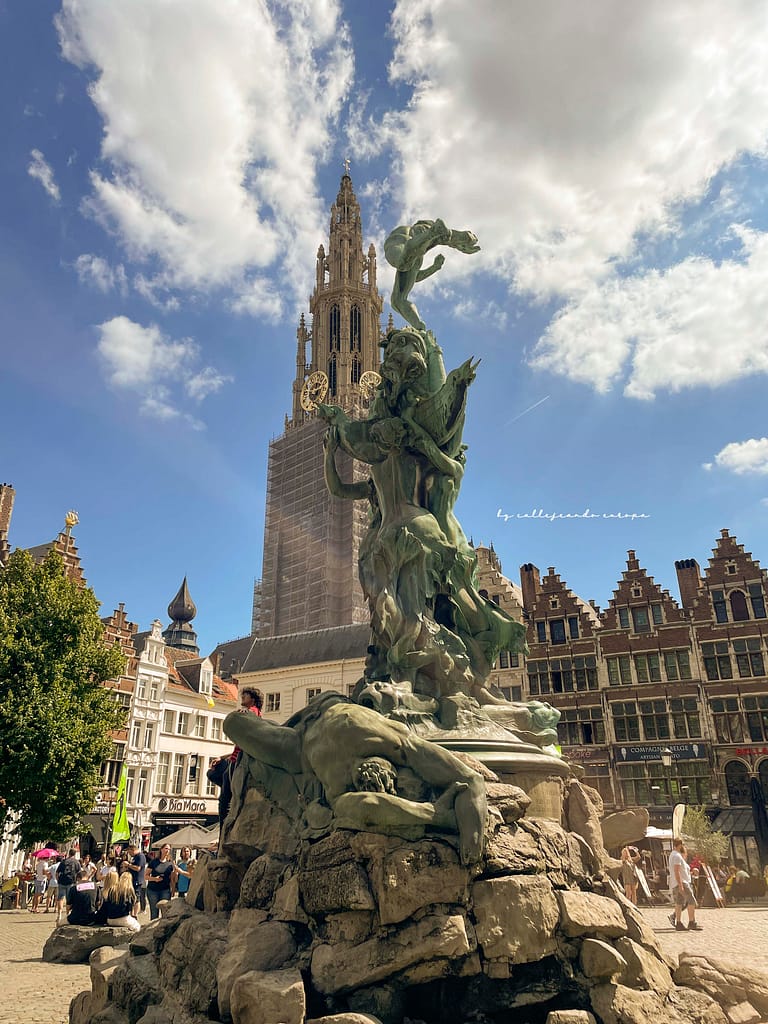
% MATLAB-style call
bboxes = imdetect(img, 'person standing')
[54,849,81,926]
[668,838,702,931]
[45,857,59,912]
[175,848,193,898]
[125,843,147,917]
[211,688,263,825]
[620,847,639,904]
[146,844,176,920]
[30,856,48,913]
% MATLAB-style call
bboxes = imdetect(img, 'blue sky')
[2,0,768,654]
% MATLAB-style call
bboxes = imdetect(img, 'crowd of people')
[5,842,199,927]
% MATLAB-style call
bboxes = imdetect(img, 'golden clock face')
[359,370,382,401]
[300,370,329,411]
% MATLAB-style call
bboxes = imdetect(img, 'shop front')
[150,795,218,848]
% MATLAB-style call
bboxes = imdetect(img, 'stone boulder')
[42,925,131,964]
[579,938,627,981]
[565,779,608,868]
[600,808,649,851]
[556,890,627,940]
[217,911,297,1019]
[230,967,305,1024]
[311,912,473,995]
[472,874,559,963]
[674,954,768,1018]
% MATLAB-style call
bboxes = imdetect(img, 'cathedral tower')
[258,170,383,637]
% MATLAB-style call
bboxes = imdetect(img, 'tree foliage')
[682,805,730,865]
[0,548,126,849]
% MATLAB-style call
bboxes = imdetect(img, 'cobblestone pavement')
[1,902,766,1023]
[642,900,768,973]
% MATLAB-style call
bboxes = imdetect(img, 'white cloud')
[96,316,230,425]
[229,276,283,320]
[711,438,768,475]
[75,253,127,294]
[56,0,353,309]
[27,149,60,202]
[530,227,768,397]
[377,1,768,299]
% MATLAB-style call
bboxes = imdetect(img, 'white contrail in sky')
[505,394,550,426]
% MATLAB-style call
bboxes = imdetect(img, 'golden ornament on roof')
[64,510,79,533]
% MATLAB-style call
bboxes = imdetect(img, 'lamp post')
[661,747,673,805]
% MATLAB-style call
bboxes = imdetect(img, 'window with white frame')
[131,721,142,748]
[126,771,136,805]
[306,688,321,704]
[177,712,190,735]
[144,721,155,749]
[136,770,149,805]
[156,752,170,793]
[171,753,185,794]
[266,693,281,713]
[211,718,222,741]
[200,667,213,695]
[194,715,206,738]
[206,760,218,797]
[149,679,160,701]
[136,675,147,700]
[162,709,174,733]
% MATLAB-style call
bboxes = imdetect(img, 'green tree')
[682,805,730,865]
[0,548,126,849]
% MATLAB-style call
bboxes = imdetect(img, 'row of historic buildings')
[219,532,768,872]
[0,483,238,873]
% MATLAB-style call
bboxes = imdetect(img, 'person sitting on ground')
[100,871,140,932]
[667,837,702,931]
[66,869,98,926]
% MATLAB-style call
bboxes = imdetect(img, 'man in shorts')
[668,837,703,931]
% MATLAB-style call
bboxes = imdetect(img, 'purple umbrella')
[33,848,57,859]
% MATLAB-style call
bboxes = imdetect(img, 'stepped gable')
[600,549,686,631]
[474,543,525,623]
[681,527,768,630]
[0,482,14,567]
[522,564,600,647]
[27,529,85,584]
[102,602,139,661]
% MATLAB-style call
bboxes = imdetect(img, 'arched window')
[759,759,768,804]
[351,355,361,385]
[329,305,340,352]
[725,760,751,805]
[730,590,749,622]
[350,304,361,351]
[327,354,337,397]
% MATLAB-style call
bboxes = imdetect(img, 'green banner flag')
[111,764,130,842]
